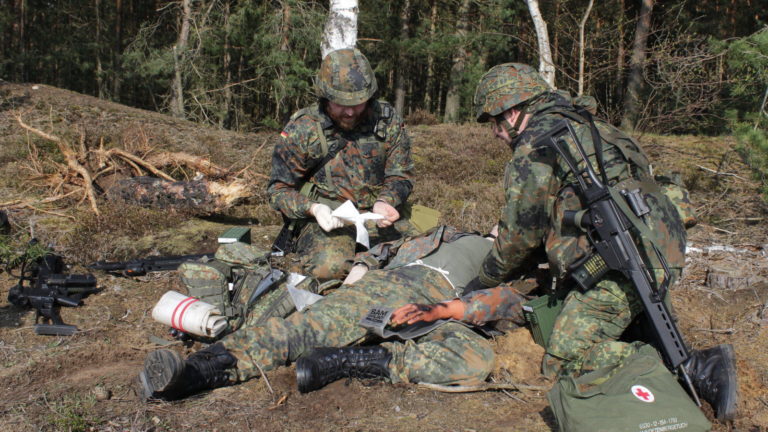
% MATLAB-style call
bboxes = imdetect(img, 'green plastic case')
[523,290,568,348]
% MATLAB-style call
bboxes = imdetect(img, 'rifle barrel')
[88,253,213,275]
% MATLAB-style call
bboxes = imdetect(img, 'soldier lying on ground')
[137,226,531,400]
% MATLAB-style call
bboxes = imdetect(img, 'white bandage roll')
[151,291,228,338]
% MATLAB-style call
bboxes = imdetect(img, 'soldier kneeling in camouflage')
[138,226,530,400]
[268,48,415,281]
[464,62,737,420]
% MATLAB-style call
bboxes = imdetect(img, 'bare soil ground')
[1,82,767,431]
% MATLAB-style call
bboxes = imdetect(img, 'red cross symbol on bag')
[631,385,655,403]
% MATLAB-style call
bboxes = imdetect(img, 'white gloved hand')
[309,203,345,232]
[343,264,369,285]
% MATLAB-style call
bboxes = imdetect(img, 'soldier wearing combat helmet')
[473,63,737,420]
[268,48,414,281]
[393,62,738,422]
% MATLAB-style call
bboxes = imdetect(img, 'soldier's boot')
[138,342,237,401]
[685,344,738,421]
[295,346,391,393]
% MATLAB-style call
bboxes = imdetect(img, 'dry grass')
[1,82,767,431]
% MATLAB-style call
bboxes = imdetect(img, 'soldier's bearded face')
[326,101,368,131]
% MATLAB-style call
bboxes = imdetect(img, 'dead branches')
[16,114,101,215]
[12,113,263,217]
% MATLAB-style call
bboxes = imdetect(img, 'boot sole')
[138,349,184,401]
[716,344,738,421]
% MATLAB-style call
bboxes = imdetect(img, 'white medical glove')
[309,203,345,232]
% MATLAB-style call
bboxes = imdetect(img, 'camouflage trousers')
[220,265,494,386]
[542,272,646,378]
[294,220,411,281]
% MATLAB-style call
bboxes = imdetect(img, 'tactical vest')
[529,97,687,285]
[290,100,394,210]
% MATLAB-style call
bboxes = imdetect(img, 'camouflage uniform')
[219,227,526,386]
[269,100,414,280]
[268,51,414,280]
[473,64,687,378]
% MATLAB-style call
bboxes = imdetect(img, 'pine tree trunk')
[423,0,438,111]
[621,0,654,131]
[15,0,26,81]
[525,0,556,88]
[95,0,104,99]
[394,0,410,116]
[616,0,625,109]
[222,0,233,129]
[275,2,291,122]
[113,0,123,100]
[443,0,470,123]
[170,0,192,119]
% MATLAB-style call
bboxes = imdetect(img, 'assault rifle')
[536,120,700,405]
[88,253,213,277]
[8,253,99,336]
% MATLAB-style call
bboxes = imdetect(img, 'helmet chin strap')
[502,104,529,142]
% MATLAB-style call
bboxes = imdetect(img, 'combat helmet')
[473,63,551,123]
[316,48,378,106]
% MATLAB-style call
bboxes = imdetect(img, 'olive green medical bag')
[547,346,711,432]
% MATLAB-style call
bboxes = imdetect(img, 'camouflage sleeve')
[267,119,320,219]
[376,115,414,207]
[479,143,560,286]
[459,285,526,325]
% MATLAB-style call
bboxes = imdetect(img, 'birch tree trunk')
[321,0,358,58]
[394,0,411,115]
[578,0,594,96]
[170,0,192,119]
[621,0,654,131]
[526,0,556,88]
[443,0,470,123]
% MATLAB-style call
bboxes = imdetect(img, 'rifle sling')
[543,113,673,287]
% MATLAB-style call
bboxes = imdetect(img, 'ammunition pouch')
[178,242,278,339]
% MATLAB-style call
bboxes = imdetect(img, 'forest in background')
[1,0,766,136]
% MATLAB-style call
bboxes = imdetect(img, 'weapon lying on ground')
[537,119,701,406]
[7,252,99,336]
[88,253,213,276]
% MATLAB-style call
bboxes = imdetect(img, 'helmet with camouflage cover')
[473,63,551,123]
[316,48,378,106]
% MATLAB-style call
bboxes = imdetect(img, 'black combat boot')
[685,344,738,421]
[138,342,237,401]
[295,346,392,393]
